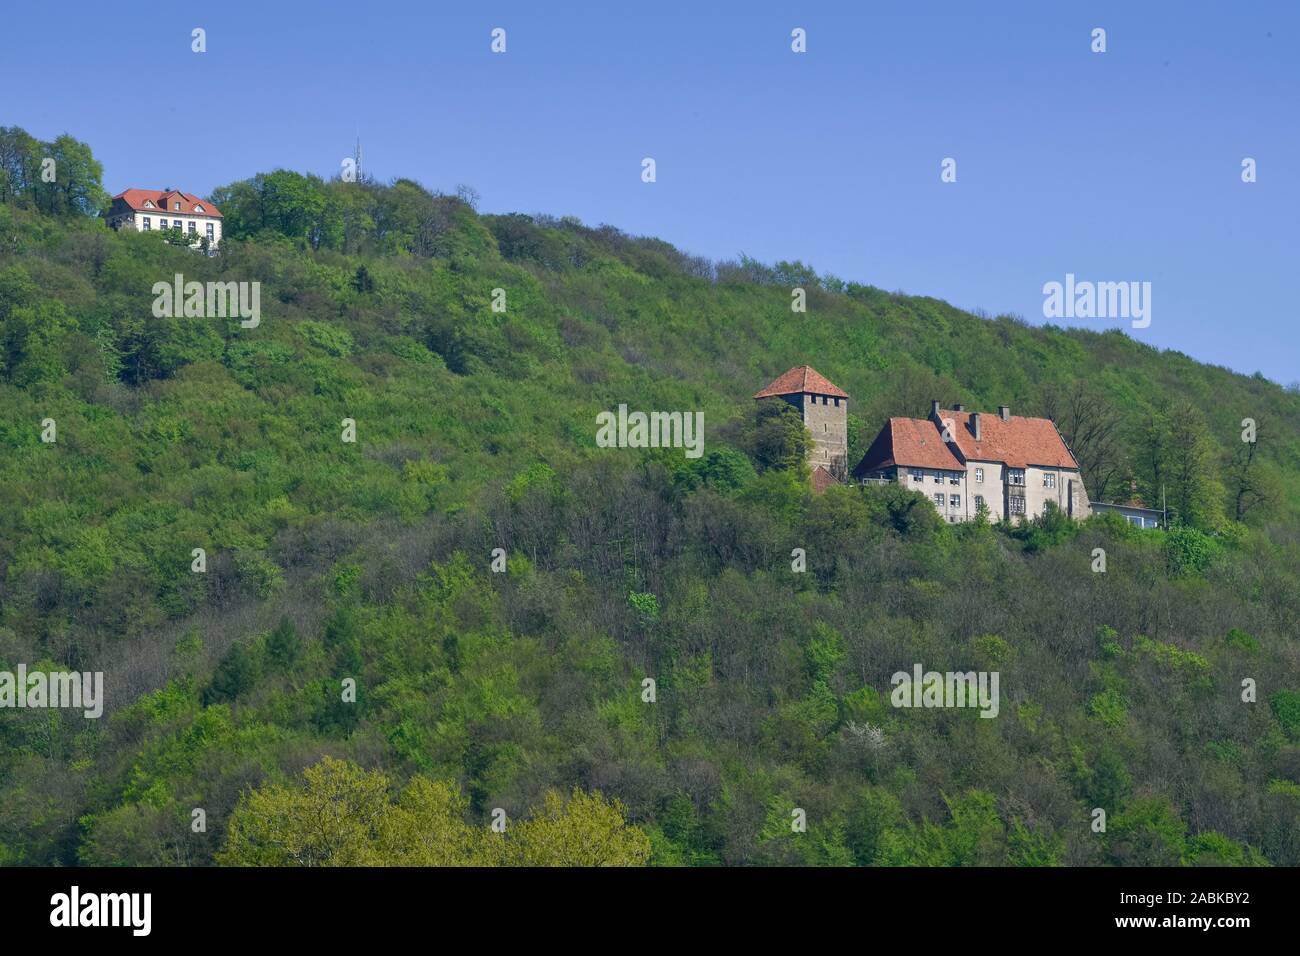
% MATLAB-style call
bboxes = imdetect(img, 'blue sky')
[4,0,1297,383]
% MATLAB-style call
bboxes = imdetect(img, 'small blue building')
[1091,501,1164,529]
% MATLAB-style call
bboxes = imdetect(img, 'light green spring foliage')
[218,757,650,867]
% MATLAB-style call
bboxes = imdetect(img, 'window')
[950,495,961,508]
[1044,473,1056,489]
[142,217,151,230]
[933,493,945,507]
[143,200,154,208]
[187,221,196,234]
[1008,469,1025,486]
[194,204,204,213]
[932,471,942,483]
[206,222,214,241]
[1009,497,1026,515]
[975,467,984,483]
[173,201,181,210]
[911,471,922,483]
[975,494,985,509]
[949,473,960,485]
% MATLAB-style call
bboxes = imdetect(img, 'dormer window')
[143,200,154,208]
[194,204,204,213]
[173,201,181,211]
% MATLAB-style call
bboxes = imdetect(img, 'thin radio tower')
[354,133,363,183]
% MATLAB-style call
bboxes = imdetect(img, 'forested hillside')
[2,129,1299,866]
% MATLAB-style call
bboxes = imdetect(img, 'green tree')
[265,616,301,670]
[497,789,652,867]
[218,759,650,867]
[203,642,261,705]
[218,757,390,866]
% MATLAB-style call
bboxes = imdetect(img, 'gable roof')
[810,464,839,494]
[938,409,1078,469]
[753,365,849,400]
[853,417,964,474]
[112,189,223,218]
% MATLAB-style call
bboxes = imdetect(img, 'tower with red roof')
[753,365,850,484]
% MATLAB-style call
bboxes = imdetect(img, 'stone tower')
[753,365,850,480]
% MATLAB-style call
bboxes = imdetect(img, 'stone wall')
[800,394,848,477]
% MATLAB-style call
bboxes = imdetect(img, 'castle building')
[751,367,1091,520]
[853,401,1090,523]
[106,188,223,248]
[753,365,850,486]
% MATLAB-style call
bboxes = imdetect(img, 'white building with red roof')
[852,400,1091,523]
[106,188,223,248]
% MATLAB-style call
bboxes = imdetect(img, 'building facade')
[106,189,223,248]
[1090,501,1162,528]
[852,401,1091,523]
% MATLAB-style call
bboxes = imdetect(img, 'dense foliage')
[2,131,1299,866]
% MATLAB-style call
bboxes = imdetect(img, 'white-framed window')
[975,494,985,509]
[932,471,942,483]
[1044,472,1056,488]
[949,473,960,485]
[950,494,960,508]
[206,222,215,241]
[933,493,945,507]
[1008,469,1025,486]
[187,221,196,234]
[911,471,922,483]
[195,204,204,213]
[142,216,151,230]
[1009,497,1026,515]
[975,467,984,483]
[143,200,154,208]
[173,201,181,210]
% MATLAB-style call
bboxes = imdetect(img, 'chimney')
[972,412,982,442]
[954,403,965,412]
[998,404,1010,421]
[930,399,940,419]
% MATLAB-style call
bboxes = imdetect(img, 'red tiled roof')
[853,408,1079,475]
[754,365,849,400]
[938,409,1078,469]
[853,417,964,474]
[112,189,223,218]
[810,465,839,494]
